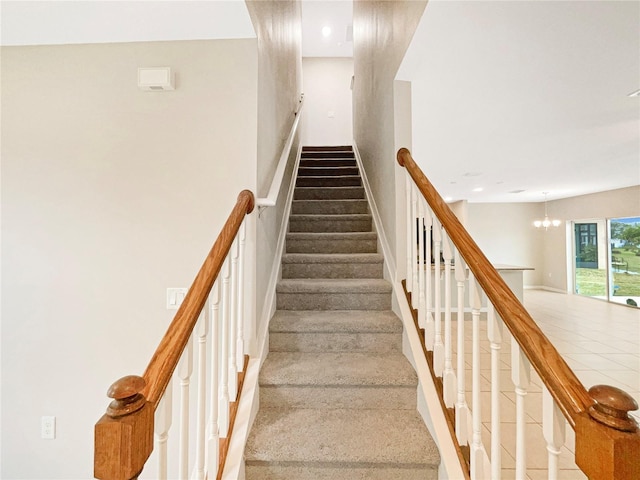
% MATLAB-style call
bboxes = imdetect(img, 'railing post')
[575,385,640,479]
[95,376,154,480]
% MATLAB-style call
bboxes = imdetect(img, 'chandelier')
[534,192,561,229]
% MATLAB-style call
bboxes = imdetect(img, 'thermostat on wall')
[138,67,175,91]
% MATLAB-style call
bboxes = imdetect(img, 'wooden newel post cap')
[106,375,147,418]
[588,384,639,432]
[397,148,411,167]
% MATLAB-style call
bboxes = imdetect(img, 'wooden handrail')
[397,148,592,425]
[256,94,304,209]
[397,148,640,478]
[143,189,255,406]
[95,189,254,480]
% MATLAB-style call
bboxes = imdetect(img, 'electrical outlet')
[41,416,56,439]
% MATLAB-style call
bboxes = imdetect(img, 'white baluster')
[236,220,247,371]
[442,233,455,407]
[207,282,220,477]
[470,274,485,479]
[228,239,239,401]
[219,258,231,437]
[432,216,444,376]
[511,337,531,479]
[454,251,469,445]
[405,173,413,294]
[195,307,208,480]
[411,185,418,309]
[543,388,566,480]
[424,207,434,350]
[417,197,426,329]
[178,335,193,480]
[487,302,503,480]
[155,380,172,480]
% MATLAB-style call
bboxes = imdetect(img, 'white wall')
[1,38,258,479]
[466,203,544,286]
[301,57,353,146]
[353,0,427,269]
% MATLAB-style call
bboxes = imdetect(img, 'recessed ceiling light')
[444,196,453,202]
[509,189,526,194]
[472,187,483,192]
[462,172,482,177]
[628,89,640,97]
[322,26,332,38]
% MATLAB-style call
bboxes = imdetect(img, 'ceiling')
[2,1,638,204]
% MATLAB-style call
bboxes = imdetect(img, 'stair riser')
[301,151,355,158]
[298,167,359,176]
[294,187,365,200]
[269,332,401,353]
[276,292,391,310]
[302,146,352,152]
[259,385,415,410]
[300,159,357,168]
[289,217,372,233]
[296,176,361,188]
[286,238,377,254]
[292,200,368,215]
[282,262,382,279]
[246,465,437,480]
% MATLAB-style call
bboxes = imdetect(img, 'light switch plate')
[166,288,188,310]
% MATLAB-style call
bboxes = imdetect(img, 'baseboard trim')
[352,141,397,282]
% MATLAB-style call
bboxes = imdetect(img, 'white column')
[424,208,434,350]
[228,239,239,401]
[195,308,208,480]
[236,220,247,370]
[487,302,503,480]
[207,282,220,477]
[177,336,193,480]
[543,388,566,480]
[417,197,426,329]
[442,233,455,407]
[454,251,469,445]
[470,274,485,480]
[219,258,231,437]
[432,216,444,376]
[155,380,172,480]
[511,337,531,480]
[405,173,413,294]
[411,184,418,308]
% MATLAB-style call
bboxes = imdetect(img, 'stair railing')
[397,148,639,479]
[94,190,255,480]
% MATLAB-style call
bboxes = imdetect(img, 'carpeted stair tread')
[269,310,401,333]
[296,175,362,187]
[288,214,372,233]
[245,408,439,465]
[245,463,436,480]
[281,253,383,265]
[292,199,368,215]
[294,186,365,200]
[300,158,357,168]
[298,166,359,176]
[281,253,383,279]
[277,278,391,294]
[259,351,417,386]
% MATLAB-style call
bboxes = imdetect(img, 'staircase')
[245,146,440,479]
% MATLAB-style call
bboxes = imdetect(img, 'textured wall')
[1,39,258,479]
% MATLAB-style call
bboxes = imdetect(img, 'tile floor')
[449,289,638,479]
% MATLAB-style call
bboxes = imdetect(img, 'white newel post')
[177,335,193,480]
[228,239,239,401]
[543,388,566,480]
[454,251,469,445]
[207,282,220,477]
[155,380,173,480]
[442,233,455,407]
[219,257,231,437]
[236,220,246,370]
[405,173,413,294]
[432,216,444,377]
[487,302,503,479]
[195,308,209,480]
[470,274,485,479]
[417,197,426,329]
[511,337,531,479]
[424,207,434,350]
[411,184,418,309]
